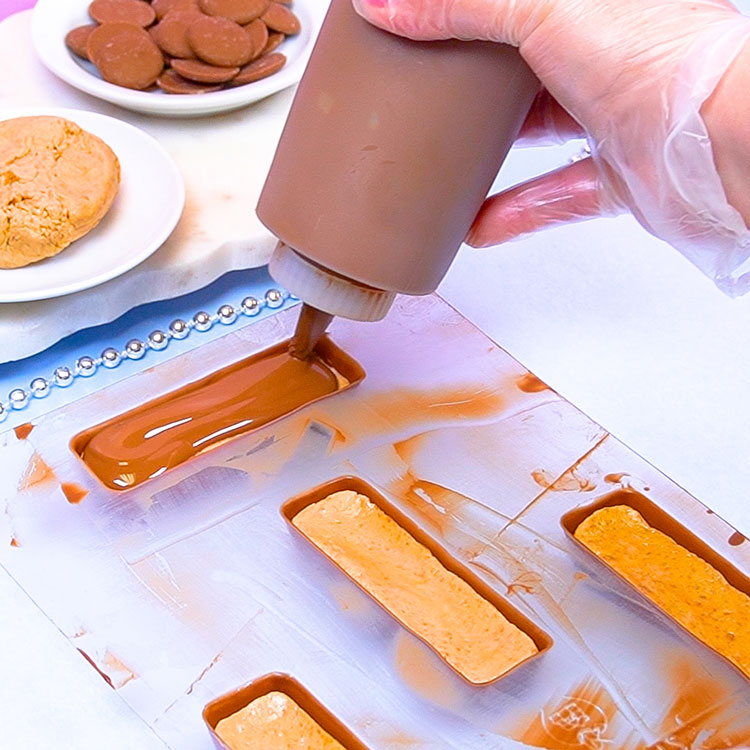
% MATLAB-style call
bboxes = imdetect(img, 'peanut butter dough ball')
[0,116,120,268]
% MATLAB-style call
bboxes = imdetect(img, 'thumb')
[466,157,619,247]
[352,0,551,45]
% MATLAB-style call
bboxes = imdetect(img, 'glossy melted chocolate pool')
[72,339,363,490]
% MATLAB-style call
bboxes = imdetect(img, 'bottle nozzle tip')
[290,304,335,359]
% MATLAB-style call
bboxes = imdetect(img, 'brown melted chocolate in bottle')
[258,0,539,296]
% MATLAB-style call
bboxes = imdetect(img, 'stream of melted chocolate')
[76,343,344,490]
[290,304,335,360]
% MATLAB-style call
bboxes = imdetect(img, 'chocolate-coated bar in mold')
[562,488,750,679]
[282,475,553,687]
[203,672,369,750]
[71,337,365,491]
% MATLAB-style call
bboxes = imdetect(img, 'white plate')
[0,107,185,303]
[30,0,325,117]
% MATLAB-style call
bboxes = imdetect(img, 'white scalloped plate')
[31,0,324,117]
[0,107,185,303]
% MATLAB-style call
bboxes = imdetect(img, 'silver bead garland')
[217,304,237,325]
[29,378,50,398]
[0,287,293,423]
[193,311,213,332]
[76,356,97,377]
[265,288,284,308]
[169,319,189,339]
[241,296,260,316]
[54,367,74,387]
[124,339,146,360]
[148,330,169,351]
[101,348,121,369]
[9,389,28,410]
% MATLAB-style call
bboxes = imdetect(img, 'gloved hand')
[353,0,750,295]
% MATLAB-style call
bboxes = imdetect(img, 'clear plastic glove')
[352,0,750,295]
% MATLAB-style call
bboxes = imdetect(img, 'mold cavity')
[283,477,551,685]
[71,339,364,491]
[204,674,368,750]
[563,490,750,678]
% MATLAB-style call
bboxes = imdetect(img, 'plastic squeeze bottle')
[256,0,539,353]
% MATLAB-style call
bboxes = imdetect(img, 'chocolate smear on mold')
[14,423,33,440]
[516,373,550,393]
[19,452,56,490]
[61,482,89,505]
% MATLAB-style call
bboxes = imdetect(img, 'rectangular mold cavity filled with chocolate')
[203,673,369,750]
[282,476,553,686]
[561,489,750,680]
[71,338,365,491]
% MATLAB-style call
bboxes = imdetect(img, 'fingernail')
[465,229,483,248]
[353,0,389,12]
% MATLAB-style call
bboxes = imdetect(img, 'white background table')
[3,1,750,747]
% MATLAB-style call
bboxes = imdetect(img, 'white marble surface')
[0,9,307,363]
